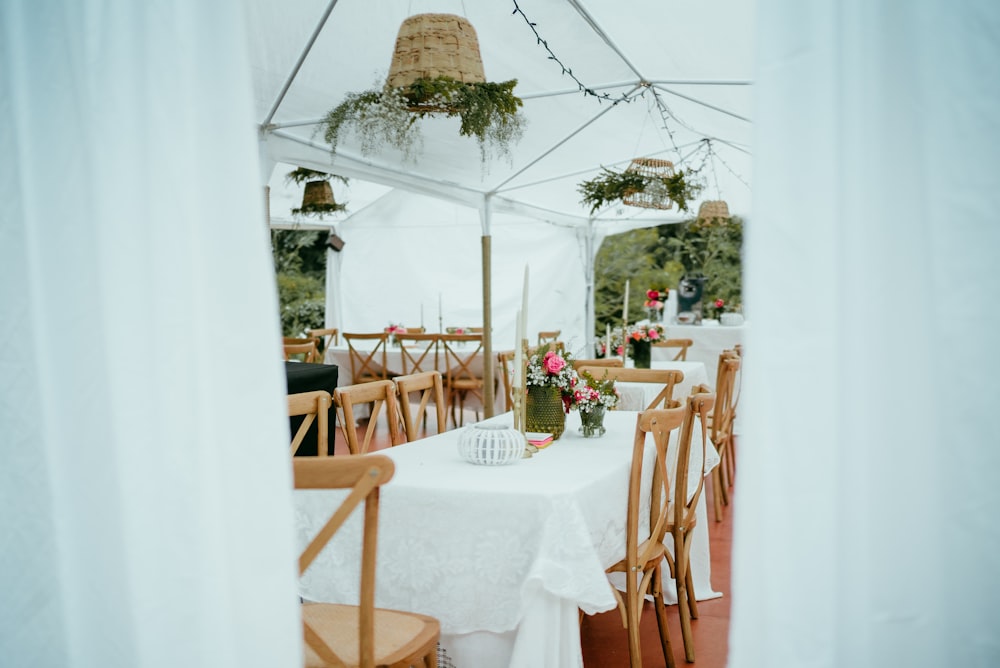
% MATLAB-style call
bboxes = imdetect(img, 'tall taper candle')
[521,265,530,341]
[606,322,611,358]
[513,310,523,391]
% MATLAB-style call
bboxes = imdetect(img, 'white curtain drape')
[0,2,300,666]
[732,1,1000,666]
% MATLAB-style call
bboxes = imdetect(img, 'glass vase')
[631,340,651,369]
[525,385,566,440]
[579,406,606,438]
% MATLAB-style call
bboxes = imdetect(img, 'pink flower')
[543,351,566,374]
[648,328,660,340]
[646,289,659,300]
[714,299,725,308]
[631,331,642,341]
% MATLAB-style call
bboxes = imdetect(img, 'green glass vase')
[579,406,606,438]
[631,340,651,369]
[525,385,566,440]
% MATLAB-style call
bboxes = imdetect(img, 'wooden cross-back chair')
[708,352,741,521]
[571,357,625,371]
[342,332,390,384]
[288,390,332,457]
[394,371,447,442]
[439,333,485,427]
[653,338,694,361]
[307,327,339,357]
[293,455,440,668]
[575,366,685,410]
[333,380,403,454]
[284,340,319,363]
[537,330,561,346]
[396,333,440,375]
[604,404,687,668]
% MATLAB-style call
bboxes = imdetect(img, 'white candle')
[521,265,530,342]
[513,310,523,389]
[420,303,424,329]
[605,322,611,358]
[438,293,442,331]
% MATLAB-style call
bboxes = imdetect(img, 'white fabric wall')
[732,2,1000,666]
[0,2,300,666]
[336,190,591,355]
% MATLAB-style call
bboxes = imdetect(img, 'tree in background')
[594,216,743,336]
[271,229,327,337]
[660,216,743,309]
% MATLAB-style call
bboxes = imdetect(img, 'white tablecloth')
[652,323,746,382]
[294,409,720,668]
[615,360,711,411]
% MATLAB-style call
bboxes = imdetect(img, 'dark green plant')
[578,167,703,214]
[321,76,525,164]
[285,167,349,186]
[663,216,744,308]
[271,229,327,336]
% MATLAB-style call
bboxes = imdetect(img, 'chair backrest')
[342,332,389,383]
[496,349,516,411]
[397,333,440,375]
[307,327,339,354]
[284,340,318,363]
[440,334,485,392]
[653,337,694,361]
[334,380,403,454]
[287,390,332,456]
[402,326,426,334]
[571,357,625,370]
[293,454,395,666]
[394,371,447,441]
[710,354,741,450]
[673,390,716,531]
[628,406,686,571]
[575,366,685,410]
[537,330,561,346]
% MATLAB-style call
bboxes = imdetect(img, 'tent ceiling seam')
[652,83,752,123]
[565,0,645,82]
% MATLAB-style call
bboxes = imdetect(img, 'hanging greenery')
[578,167,703,214]
[321,76,525,164]
[285,168,349,218]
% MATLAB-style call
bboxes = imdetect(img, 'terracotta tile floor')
[334,412,734,668]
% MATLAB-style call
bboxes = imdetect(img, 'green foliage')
[271,229,327,337]
[593,216,744,336]
[578,167,703,214]
[593,228,665,331]
[285,167,349,186]
[321,77,525,164]
[662,216,744,308]
[291,201,347,218]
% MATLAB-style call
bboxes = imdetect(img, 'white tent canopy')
[252,0,755,355]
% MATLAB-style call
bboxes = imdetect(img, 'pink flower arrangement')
[644,288,669,310]
[525,344,578,397]
[628,323,664,343]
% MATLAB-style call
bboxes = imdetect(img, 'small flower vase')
[525,385,566,440]
[630,340,652,369]
[579,406,606,438]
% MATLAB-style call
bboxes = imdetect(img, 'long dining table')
[293,408,720,667]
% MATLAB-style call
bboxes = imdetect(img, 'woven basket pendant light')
[387,13,486,90]
[697,200,731,220]
[622,158,675,210]
[301,180,335,209]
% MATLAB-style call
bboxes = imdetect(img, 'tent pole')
[480,197,495,418]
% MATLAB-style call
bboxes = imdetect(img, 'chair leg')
[675,539,696,663]
[712,466,725,522]
[685,564,698,619]
[653,565,677,668]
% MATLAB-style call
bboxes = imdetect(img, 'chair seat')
[302,603,440,668]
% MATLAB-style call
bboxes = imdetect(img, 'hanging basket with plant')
[578,159,703,215]
[286,168,348,218]
[321,14,525,164]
